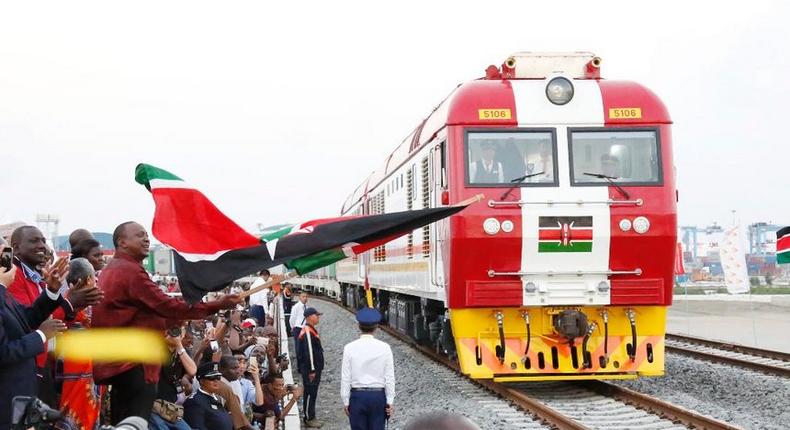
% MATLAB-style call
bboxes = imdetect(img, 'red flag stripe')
[778,236,790,252]
[538,229,593,241]
[150,188,260,254]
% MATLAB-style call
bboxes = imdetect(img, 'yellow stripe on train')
[450,306,666,381]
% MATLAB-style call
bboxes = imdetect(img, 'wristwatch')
[177,348,187,356]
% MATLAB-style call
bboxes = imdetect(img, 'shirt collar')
[198,388,219,401]
[19,260,43,284]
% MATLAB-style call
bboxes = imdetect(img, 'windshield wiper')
[500,172,545,200]
[583,172,631,199]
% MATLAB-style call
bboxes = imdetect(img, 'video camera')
[11,396,148,430]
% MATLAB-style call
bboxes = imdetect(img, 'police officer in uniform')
[296,307,324,428]
[183,362,234,430]
[341,308,395,430]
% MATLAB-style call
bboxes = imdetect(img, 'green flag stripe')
[779,250,790,265]
[259,224,296,242]
[135,164,183,189]
[538,242,592,253]
[286,248,347,275]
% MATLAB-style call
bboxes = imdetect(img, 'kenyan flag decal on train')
[537,216,593,252]
[778,226,790,264]
[135,163,471,303]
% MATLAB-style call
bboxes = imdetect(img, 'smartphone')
[206,321,214,330]
[210,340,219,352]
[0,247,12,271]
[256,336,269,346]
[249,356,258,368]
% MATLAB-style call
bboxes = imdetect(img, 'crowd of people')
[1,221,482,430]
[0,222,310,430]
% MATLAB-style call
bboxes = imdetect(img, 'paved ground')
[668,295,790,352]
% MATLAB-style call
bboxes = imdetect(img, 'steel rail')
[583,381,740,430]
[666,334,790,378]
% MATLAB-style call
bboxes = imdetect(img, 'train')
[287,52,676,381]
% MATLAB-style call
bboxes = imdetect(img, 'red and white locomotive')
[303,52,675,381]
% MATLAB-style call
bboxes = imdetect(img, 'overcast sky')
[1,1,788,239]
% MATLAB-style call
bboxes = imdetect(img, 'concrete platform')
[669,295,790,353]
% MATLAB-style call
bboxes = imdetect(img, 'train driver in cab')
[524,140,554,183]
[600,153,623,179]
[469,141,504,183]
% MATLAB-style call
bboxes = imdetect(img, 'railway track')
[310,295,739,430]
[666,333,790,378]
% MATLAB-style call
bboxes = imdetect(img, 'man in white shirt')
[248,270,271,325]
[340,308,394,430]
[289,291,308,339]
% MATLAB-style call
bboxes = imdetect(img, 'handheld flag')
[136,163,475,303]
[778,227,789,265]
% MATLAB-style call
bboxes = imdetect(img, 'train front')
[444,53,676,381]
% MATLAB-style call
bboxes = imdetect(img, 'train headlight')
[546,77,574,105]
[633,216,650,234]
[501,220,514,233]
[483,218,501,235]
[619,218,632,232]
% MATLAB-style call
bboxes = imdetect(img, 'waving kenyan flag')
[135,164,471,303]
[778,227,790,265]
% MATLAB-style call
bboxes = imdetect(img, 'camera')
[11,396,62,430]
[276,352,288,363]
[1,246,13,271]
[11,397,148,430]
[166,326,182,337]
[286,384,296,393]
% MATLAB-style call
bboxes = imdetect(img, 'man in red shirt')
[92,221,242,425]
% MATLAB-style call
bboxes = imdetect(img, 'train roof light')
[546,77,574,105]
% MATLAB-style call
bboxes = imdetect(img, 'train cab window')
[569,129,661,185]
[466,130,557,187]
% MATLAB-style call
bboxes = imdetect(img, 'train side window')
[465,129,558,187]
[569,128,662,186]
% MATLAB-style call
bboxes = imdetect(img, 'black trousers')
[108,366,157,425]
[300,370,321,421]
[36,365,57,408]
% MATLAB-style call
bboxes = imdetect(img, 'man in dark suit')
[296,307,324,428]
[0,264,68,430]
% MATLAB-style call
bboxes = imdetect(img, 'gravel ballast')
[289,299,546,430]
[616,353,790,430]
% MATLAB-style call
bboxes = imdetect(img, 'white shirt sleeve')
[44,287,59,300]
[340,345,351,406]
[36,330,47,343]
[497,162,505,182]
[384,345,395,405]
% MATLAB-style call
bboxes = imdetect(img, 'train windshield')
[569,129,661,185]
[466,130,557,186]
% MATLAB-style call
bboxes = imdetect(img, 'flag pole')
[454,193,485,207]
[238,270,298,299]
